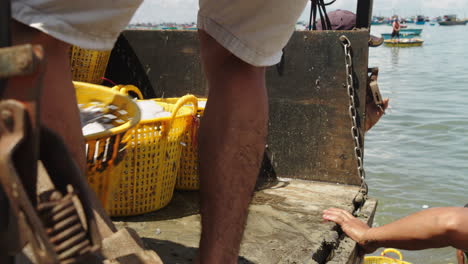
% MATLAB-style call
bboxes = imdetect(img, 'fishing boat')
[1,1,382,263]
[439,20,467,26]
[381,33,419,40]
[371,20,386,25]
[439,15,468,26]
[371,16,386,25]
[105,21,379,264]
[384,38,424,47]
[404,17,415,24]
[415,15,425,25]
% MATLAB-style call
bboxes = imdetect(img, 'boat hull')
[400,28,423,35]
[381,33,419,40]
[439,21,467,26]
[384,38,424,47]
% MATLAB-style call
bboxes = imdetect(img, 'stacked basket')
[71,48,203,216]
[75,81,141,209]
[107,85,198,216]
[69,46,111,84]
[154,97,207,190]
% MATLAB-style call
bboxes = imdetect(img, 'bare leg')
[196,30,268,263]
[7,20,86,173]
[6,20,116,237]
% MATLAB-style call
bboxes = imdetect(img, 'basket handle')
[165,94,198,134]
[381,248,403,260]
[111,84,144,100]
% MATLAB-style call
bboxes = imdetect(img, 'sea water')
[365,24,468,263]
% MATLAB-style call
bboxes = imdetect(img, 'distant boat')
[381,33,419,40]
[439,20,467,26]
[400,28,423,35]
[371,16,387,25]
[183,25,198,30]
[439,15,467,26]
[415,15,425,25]
[384,38,424,47]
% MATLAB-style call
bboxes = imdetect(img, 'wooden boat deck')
[113,179,377,264]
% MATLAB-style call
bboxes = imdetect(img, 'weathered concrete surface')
[265,31,369,185]
[119,30,370,186]
[328,199,377,264]
[113,179,377,263]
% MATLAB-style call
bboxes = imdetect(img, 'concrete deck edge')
[326,198,378,264]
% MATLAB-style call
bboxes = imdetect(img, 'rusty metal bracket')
[0,44,42,79]
[0,101,102,264]
[0,100,59,262]
[367,67,384,113]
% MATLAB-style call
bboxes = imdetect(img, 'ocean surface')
[365,24,468,263]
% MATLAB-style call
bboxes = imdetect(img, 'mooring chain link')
[339,35,368,205]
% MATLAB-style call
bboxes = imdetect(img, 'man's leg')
[6,20,116,237]
[197,30,268,263]
[7,20,86,173]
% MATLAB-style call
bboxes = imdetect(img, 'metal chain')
[339,35,368,206]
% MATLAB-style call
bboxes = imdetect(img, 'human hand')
[322,208,377,254]
[365,98,389,132]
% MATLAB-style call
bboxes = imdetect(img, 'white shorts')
[198,0,308,67]
[11,0,142,50]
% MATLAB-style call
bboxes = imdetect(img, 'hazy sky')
[131,0,468,23]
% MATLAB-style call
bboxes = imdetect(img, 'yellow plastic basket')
[108,86,198,216]
[364,249,412,264]
[69,46,111,84]
[75,81,141,209]
[154,97,206,190]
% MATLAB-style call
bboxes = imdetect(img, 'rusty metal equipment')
[0,47,102,264]
[0,5,162,263]
[368,67,385,113]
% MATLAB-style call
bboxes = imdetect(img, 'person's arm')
[322,207,468,254]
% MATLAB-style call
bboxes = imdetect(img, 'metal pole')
[0,0,11,47]
[356,0,373,28]
[0,0,11,97]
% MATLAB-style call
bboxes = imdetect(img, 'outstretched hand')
[322,208,377,254]
[365,98,389,132]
